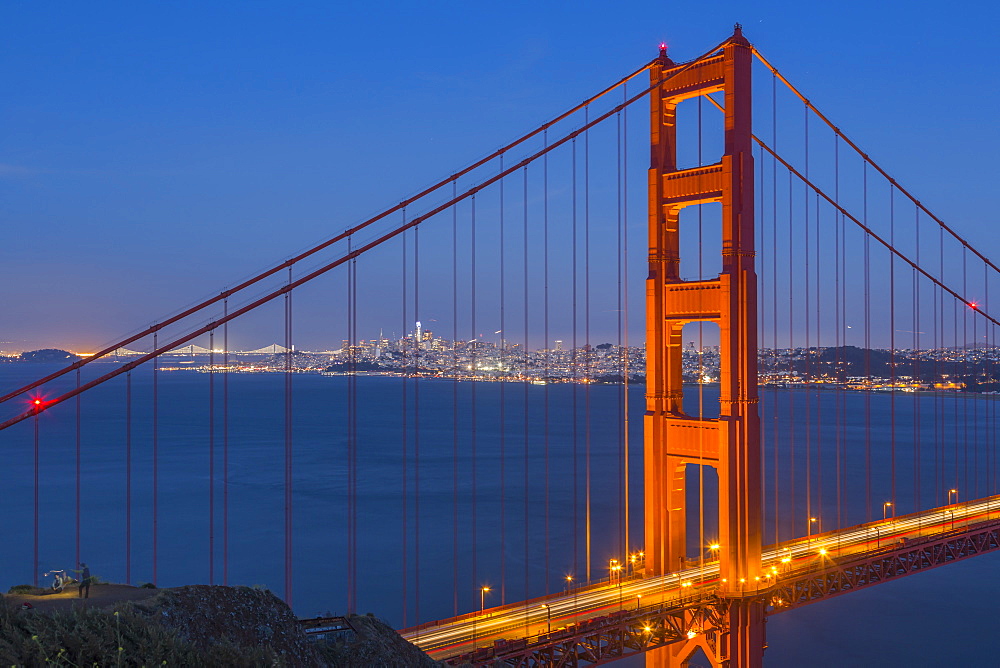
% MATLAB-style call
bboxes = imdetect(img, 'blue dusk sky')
[3,1,1000,351]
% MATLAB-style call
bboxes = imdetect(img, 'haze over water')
[1,363,997,666]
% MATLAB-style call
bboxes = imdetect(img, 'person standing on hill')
[77,563,91,599]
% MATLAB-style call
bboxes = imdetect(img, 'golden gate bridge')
[3,26,1000,666]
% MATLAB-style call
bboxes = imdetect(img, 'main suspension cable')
[0,60,664,407]
[752,46,1000,279]
[5,56,725,431]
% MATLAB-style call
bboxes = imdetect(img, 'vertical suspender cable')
[815,193,823,525]
[803,105,811,531]
[284,266,293,606]
[616,100,624,562]
[471,196,479,607]
[223,299,229,585]
[936,228,943,504]
[76,369,81,569]
[33,411,39,587]
[584,105,593,575]
[543,130,551,586]
[523,165,530,602]
[991,266,996,498]
[953,285,960,496]
[890,186,897,511]
[788,172,792,536]
[966,270,981,499]
[401,222,408,624]
[617,93,626,556]
[126,371,132,584]
[953,283,960,497]
[863,163,871,522]
[988,263,995,497]
[414,224,421,621]
[153,331,159,585]
[756,138,763,535]
[914,210,921,514]
[834,136,842,529]
[622,84,631,558]
[499,154,507,604]
[984,263,991,498]
[757,141,766,544]
[348,237,359,615]
[839,148,848,524]
[354,243,361,613]
[209,330,215,584]
[962,250,969,497]
[772,75,780,544]
[571,137,579,579]
[452,183,460,616]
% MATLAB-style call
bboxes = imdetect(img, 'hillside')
[1,583,441,666]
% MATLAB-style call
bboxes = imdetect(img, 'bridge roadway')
[399,496,1000,662]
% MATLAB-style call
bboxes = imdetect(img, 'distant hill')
[18,349,81,363]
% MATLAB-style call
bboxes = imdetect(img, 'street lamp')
[883,501,893,520]
[565,575,577,624]
[636,593,642,611]
[610,559,623,610]
[948,488,959,505]
[780,552,792,572]
[541,604,551,634]
[807,517,819,545]
[473,585,491,650]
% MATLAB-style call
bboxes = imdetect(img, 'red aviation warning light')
[659,42,668,57]
[969,301,979,311]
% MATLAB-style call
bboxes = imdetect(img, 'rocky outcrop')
[315,613,442,667]
[1,584,439,666]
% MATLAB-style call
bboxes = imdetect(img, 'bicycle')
[43,569,76,593]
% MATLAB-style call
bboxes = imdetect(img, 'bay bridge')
[4,26,999,666]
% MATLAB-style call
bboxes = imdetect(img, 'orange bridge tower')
[644,26,764,667]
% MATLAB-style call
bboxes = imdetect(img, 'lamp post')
[541,604,551,634]
[948,488,958,504]
[473,585,490,650]
[565,575,577,624]
[883,501,893,520]
[636,593,642,611]
[609,559,623,610]
[807,517,819,546]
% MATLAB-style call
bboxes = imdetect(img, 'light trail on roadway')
[401,495,1000,658]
